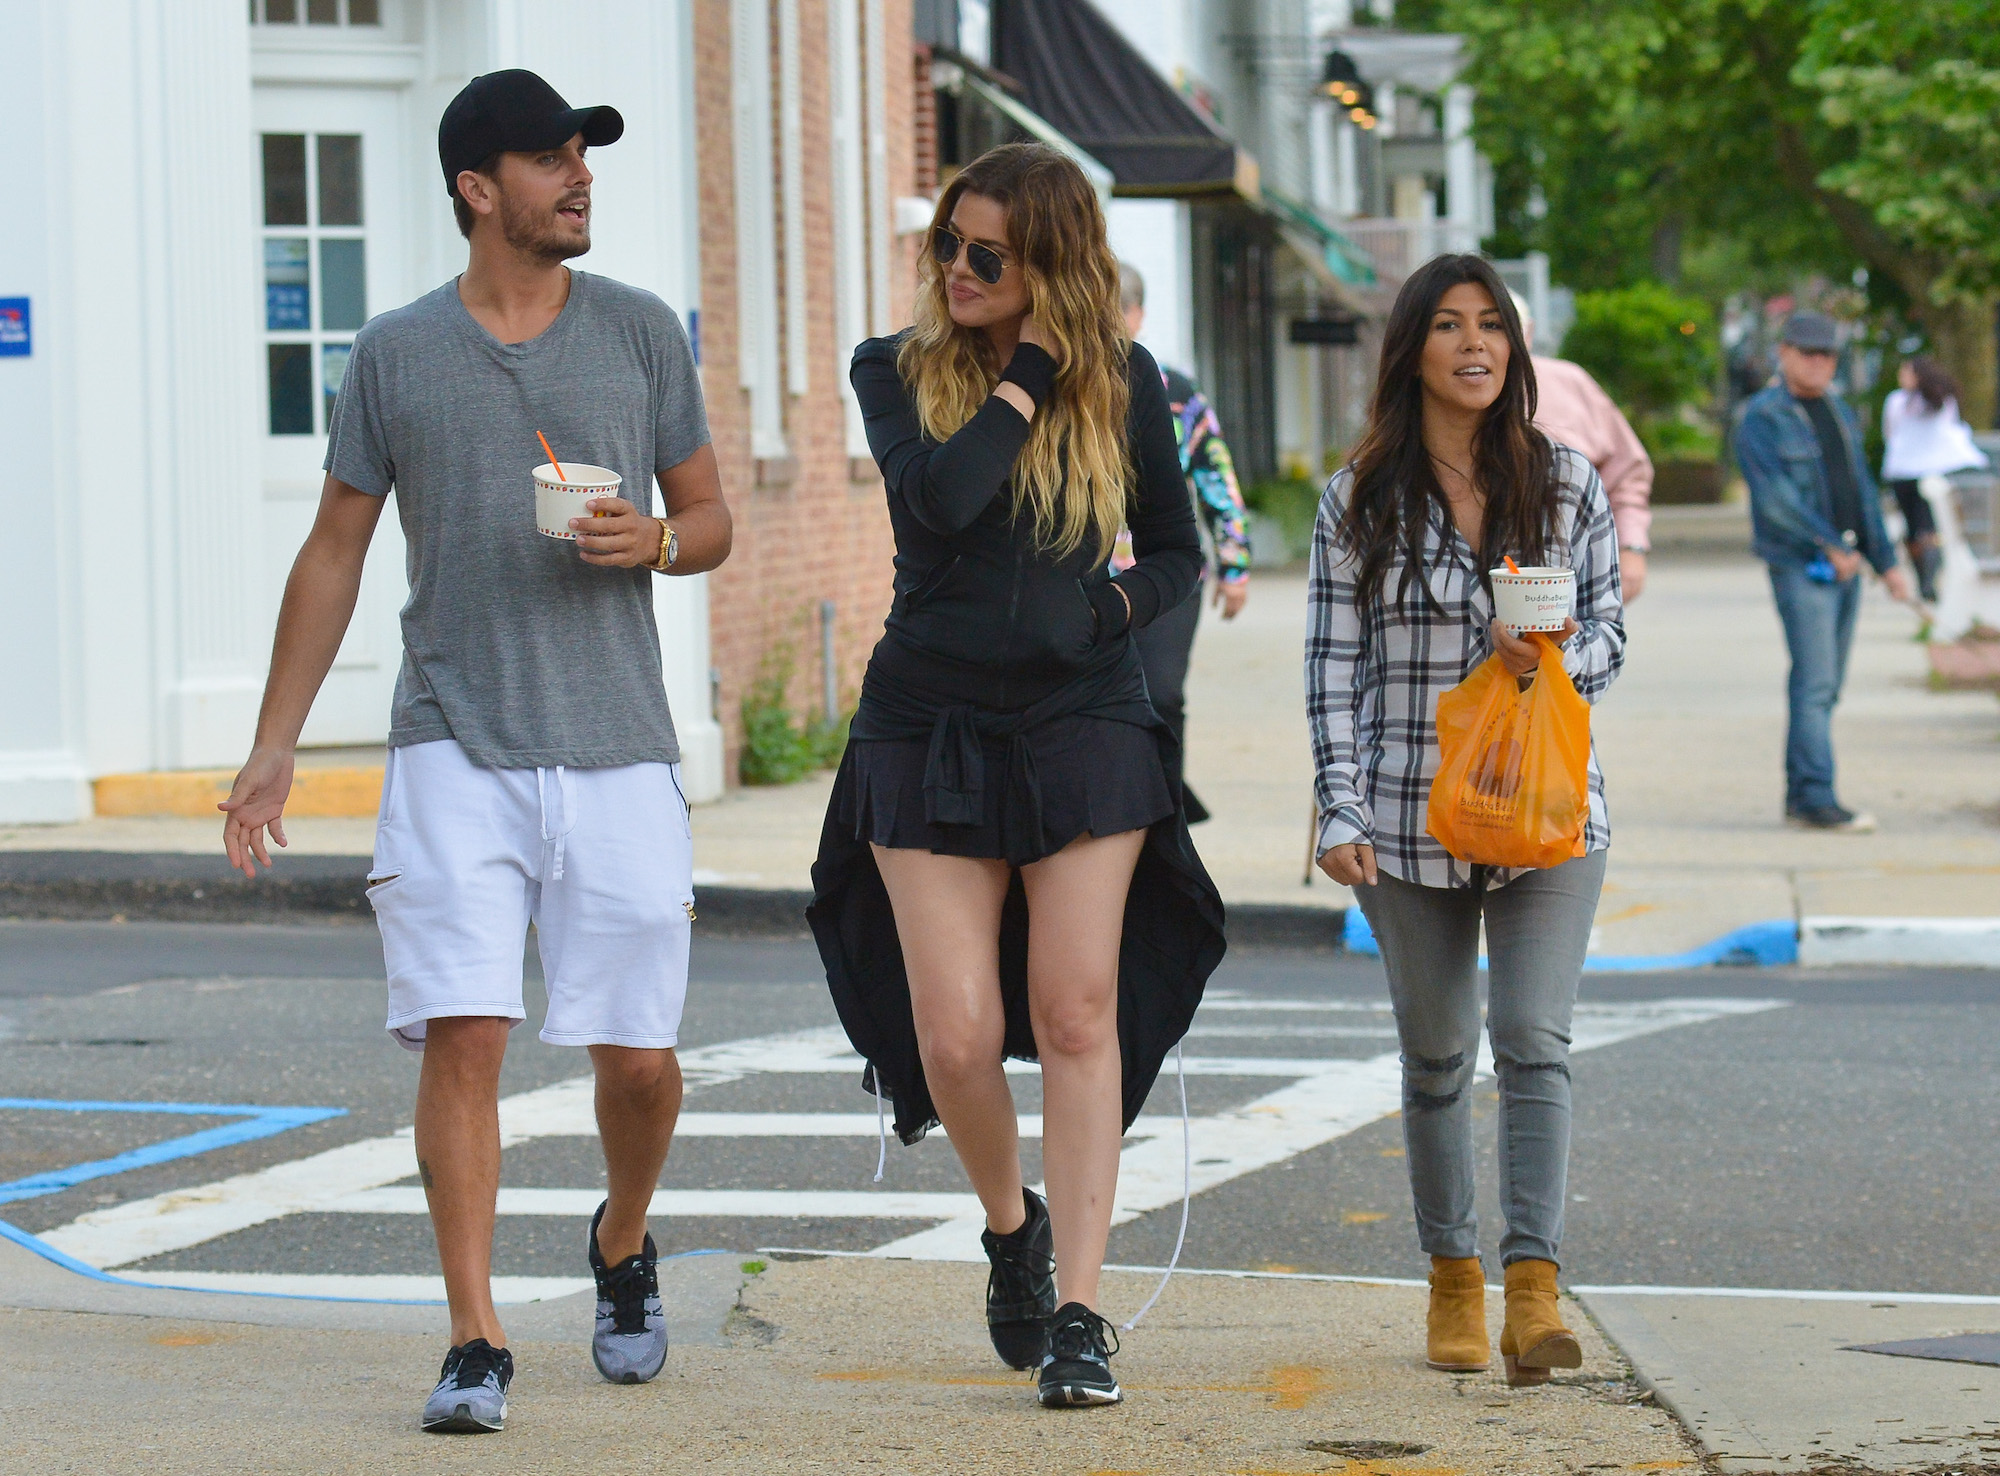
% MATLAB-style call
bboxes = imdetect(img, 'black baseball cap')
[1780,310,1840,354]
[438,69,624,197]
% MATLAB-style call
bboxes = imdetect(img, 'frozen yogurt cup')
[533,462,622,539]
[1490,565,1575,633]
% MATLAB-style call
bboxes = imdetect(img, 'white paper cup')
[1490,566,1576,633]
[533,462,622,540]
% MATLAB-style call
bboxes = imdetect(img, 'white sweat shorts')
[366,738,693,1052]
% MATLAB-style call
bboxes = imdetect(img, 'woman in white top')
[1882,356,1989,602]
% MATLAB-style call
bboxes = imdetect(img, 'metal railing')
[1337,218,1481,284]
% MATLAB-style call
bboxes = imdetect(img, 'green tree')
[1801,0,2000,424]
[1560,284,1717,455]
[1403,0,2000,424]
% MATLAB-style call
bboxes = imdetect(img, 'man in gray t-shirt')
[220,69,732,1429]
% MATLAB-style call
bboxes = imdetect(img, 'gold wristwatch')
[650,518,679,572]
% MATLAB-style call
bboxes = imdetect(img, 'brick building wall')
[695,0,918,785]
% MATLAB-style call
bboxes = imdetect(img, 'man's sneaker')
[1787,803,1877,833]
[981,1187,1057,1369]
[1038,1302,1122,1407]
[420,1339,513,1433]
[588,1200,669,1384]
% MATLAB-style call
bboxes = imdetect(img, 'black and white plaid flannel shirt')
[1305,444,1626,890]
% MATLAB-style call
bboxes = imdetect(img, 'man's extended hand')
[219,746,296,879]
[1828,546,1864,582]
[1882,566,1912,603]
[573,496,666,568]
[1212,578,1249,620]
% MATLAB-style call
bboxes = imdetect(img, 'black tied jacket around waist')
[805,331,1228,1144]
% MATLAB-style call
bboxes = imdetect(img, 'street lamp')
[1320,49,1377,129]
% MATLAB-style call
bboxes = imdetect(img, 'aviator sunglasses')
[931,225,1009,285]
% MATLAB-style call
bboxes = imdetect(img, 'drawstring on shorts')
[536,765,575,881]
[1121,1041,1190,1332]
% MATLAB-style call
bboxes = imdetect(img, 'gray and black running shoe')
[981,1187,1056,1369]
[1038,1302,1122,1408]
[588,1199,669,1384]
[421,1338,513,1433]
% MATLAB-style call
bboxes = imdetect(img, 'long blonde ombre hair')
[898,144,1131,564]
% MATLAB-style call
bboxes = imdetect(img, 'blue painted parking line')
[1341,909,1798,972]
[0,1098,347,1206]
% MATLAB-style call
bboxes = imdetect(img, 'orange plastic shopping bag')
[1425,634,1591,869]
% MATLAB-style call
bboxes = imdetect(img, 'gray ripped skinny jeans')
[1354,849,1606,1267]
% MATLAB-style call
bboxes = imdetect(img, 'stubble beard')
[500,192,592,265]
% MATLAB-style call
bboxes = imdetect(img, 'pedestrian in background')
[810,143,1225,1410]
[1117,261,1253,821]
[1308,255,1625,1385]
[1512,292,1654,598]
[218,71,732,1431]
[1882,355,1988,606]
[1736,311,1910,834]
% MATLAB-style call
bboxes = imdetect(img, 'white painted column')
[1444,82,1478,252]
[777,0,809,400]
[1105,199,1193,376]
[828,0,872,455]
[732,0,786,457]
[1308,98,1338,216]
[863,0,894,338]
[143,0,268,770]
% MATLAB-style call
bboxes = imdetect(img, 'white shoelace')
[1121,1041,1190,1332]
[861,1042,1193,1330]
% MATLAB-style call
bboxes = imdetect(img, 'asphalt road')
[3,918,1997,1300]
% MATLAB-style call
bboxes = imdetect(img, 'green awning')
[1259,189,1377,289]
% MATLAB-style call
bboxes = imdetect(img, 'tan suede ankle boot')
[1501,1259,1581,1386]
[1425,1256,1491,1371]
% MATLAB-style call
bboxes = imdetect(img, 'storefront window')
[261,132,366,435]
[251,0,380,23]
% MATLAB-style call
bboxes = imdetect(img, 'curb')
[92,767,384,820]
[0,852,1352,947]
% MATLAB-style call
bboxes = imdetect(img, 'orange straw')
[536,431,567,483]
[1503,555,1522,574]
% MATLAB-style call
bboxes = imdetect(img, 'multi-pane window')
[249,0,381,23]
[260,133,367,436]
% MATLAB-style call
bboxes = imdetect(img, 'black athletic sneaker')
[1787,803,1877,833]
[588,1200,670,1384]
[1038,1302,1122,1407]
[980,1187,1056,1369]
[421,1338,514,1433]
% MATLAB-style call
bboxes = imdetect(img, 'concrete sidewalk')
[0,1241,1699,1476]
[14,546,1991,958]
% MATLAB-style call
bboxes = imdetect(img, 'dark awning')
[991,0,1255,198]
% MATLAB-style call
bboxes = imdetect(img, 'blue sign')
[0,298,28,357]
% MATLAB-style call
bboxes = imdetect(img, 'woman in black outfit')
[808,143,1225,1409]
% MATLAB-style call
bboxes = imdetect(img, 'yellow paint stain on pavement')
[150,1332,224,1347]
[1257,1262,1301,1273]
[1341,1210,1390,1225]
[1596,903,1659,925]
[1379,1147,1405,1157]
[1180,1363,1336,1409]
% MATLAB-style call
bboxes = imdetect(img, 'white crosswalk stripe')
[35,994,1786,1274]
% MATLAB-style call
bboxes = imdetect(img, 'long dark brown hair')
[1906,355,1959,414]
[1335,254,1557,614]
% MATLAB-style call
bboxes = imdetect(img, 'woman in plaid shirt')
[1306,255,1624,1385]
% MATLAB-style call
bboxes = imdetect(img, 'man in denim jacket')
[1735,311,1910,832]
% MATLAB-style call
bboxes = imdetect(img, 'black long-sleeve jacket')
[851,332,1203,709]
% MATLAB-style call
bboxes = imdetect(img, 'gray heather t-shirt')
[325,271,710,768]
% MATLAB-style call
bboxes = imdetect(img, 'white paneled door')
[252,85,410,746]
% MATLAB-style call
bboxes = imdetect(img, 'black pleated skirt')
[835,714,1174,864]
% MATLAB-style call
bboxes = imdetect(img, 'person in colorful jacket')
[1117,262,1251,821]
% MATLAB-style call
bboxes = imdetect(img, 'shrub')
[739,643,849,786]
[1561,283,1719,457]
[1243,477,1323,561]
